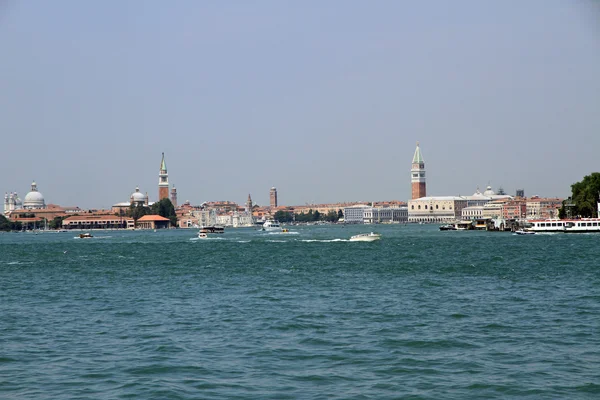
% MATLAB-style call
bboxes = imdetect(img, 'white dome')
[130,187,147,203]
[483,185,495,196]
[23,181,45,209]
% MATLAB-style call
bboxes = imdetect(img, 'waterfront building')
[363,206,408,224]
[270,187,278,208]
[159,152,169,201]
[526,197,562,219]
[502,199,527,220]
[482,200,507,219]
[62,214,134,230]
[461,206,484,220]
[343,204,371,224]
[411,142,426,200]
[408,197,468,222]
[136,215,171,230]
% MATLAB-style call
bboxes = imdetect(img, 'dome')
[23,181,46,209]
[483,185,495,196]
[130,186,148,204]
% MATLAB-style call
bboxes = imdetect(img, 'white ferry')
[261,220,282,232]
[527,218,600,233]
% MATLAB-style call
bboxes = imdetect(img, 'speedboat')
[198,232,208,239]
[261,220,282,232]
[514,229,535,235]
[349,232,381,242]
[439,224,457,231]
[79,233,93,239]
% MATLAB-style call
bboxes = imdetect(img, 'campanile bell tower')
[159,152,169,201]
[411,142,426,199]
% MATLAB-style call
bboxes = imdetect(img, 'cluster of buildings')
[404,143,562,224]
[3,144,563,230]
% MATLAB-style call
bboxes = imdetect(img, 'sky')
[1,1,599,209]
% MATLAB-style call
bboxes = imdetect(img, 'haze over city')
[1,1,599,209]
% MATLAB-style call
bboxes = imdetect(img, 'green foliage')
[150,198,177,226]
[293,209,341,223]
[127,204,149,221]
[49,216,67,230]
[0,215,22,231]
[560,172,600,218]
[273,210,293,223]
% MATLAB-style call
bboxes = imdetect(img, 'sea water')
[1,225,599,399]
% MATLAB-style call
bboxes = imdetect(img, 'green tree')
[560,173,600,218]
[49,216,67,230]
[0,215,22,232]
[150,198,177,226]
[274,210,293,223]
[337,209,344,220]
[127,204,149,222]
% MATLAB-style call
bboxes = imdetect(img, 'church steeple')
[411,142,426,199]
[158,152,169,201]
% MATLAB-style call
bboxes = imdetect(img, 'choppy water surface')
[1,225,599,399]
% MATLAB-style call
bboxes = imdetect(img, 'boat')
[261,219,282,231]
[439,224,457,231]
[527,218,600,233]
[79,233,93,239]
[199,226,224,234]
[197,226,224,238]
[349,232,381,242]
[514,229,535,235]
[282,228,290,233]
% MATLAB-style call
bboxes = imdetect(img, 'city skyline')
[1,1,599,208]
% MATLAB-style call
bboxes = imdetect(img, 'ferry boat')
[527,218,600,233]
[261,220,282,232]
[349,232,381,242]
[439,224,457,231]
[199,226,224,234]
[197,226,224,238]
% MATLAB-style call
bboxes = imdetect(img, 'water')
[1,225,599,399]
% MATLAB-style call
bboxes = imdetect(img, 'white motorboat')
[349,232,381,242]
[261,220,282,232]
[514,229,535,235]
[198,232,208,239]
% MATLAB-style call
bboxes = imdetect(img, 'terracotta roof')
[137,215,170,222]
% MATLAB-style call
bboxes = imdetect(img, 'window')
[436,205,439,209]
[425,205,428,209]
[418,205,421,210]
[411,205,414,210]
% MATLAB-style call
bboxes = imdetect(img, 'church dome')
[130,187,147,204]
[483,185,495,196]
[23,181,46,209]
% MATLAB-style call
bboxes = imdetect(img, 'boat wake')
[300,238,348,243]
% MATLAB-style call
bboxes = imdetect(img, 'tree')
[274,210,293,223]
[49,216,67,230]
[0,215,22,232]
[337,209,344,220]
[560,172,600,218]
[150,198,177,226]
[127,204,149,222]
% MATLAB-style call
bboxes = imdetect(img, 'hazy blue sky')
[1,1,599,208]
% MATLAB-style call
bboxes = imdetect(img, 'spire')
[160,152,167,172]
[412,142,424,164]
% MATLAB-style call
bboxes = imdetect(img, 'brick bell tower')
[411,142,426,199]
[158,152,169,201]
